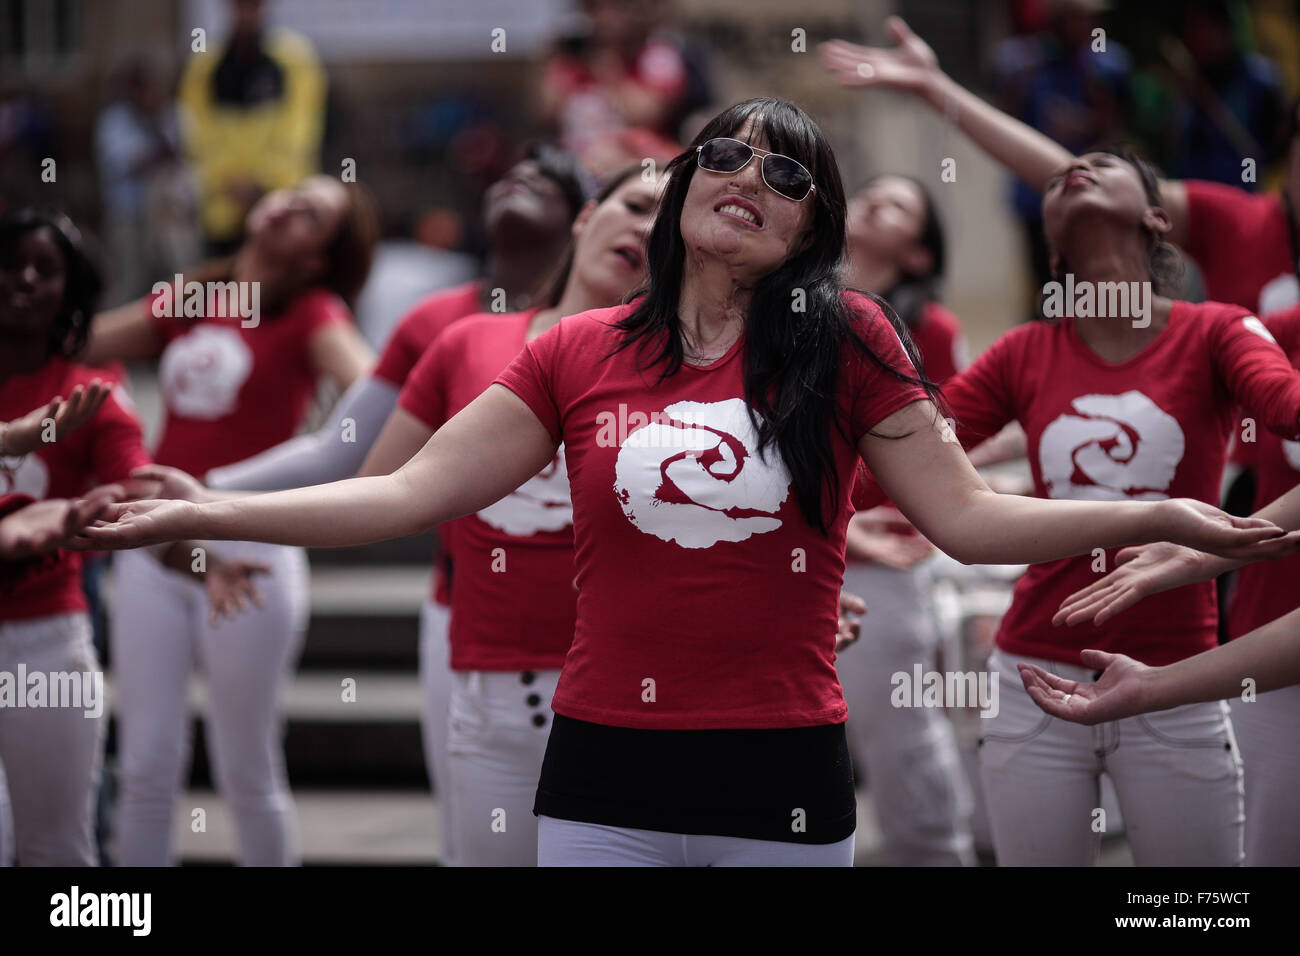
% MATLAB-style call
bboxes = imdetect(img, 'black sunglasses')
[696,137,817,202]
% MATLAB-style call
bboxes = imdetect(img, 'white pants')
[0,612,104,865]
[447,667,560,866]
[979,648,1244,866]
[838,560,976,865]
[538,816,856,866]
[1230,683,1300,864]
[109,543,308,866]
[417,600,455,865]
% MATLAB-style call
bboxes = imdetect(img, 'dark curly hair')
[0,209,103,358]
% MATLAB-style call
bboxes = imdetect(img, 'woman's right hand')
[71,498,199,550]
[818,17,943,97]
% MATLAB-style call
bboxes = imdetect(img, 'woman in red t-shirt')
[357,165,656,865]
[79,99,1292,867]
[79,177,378,866]
[823,21,1300,865]
[0,211,260,865]
[838,172,977,864]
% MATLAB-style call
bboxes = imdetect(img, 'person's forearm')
[1145,608,1300,709]
[919,72,1074,193]
[936,489,1167,565]
[206,376,399,491]
[179,473,432,547]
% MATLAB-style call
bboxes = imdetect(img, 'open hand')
[2,381,112,457]
[819,17,941,94]
[1017,649,1153,725]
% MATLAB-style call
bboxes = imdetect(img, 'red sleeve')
[396,336,453,431]
[295,289,352,339]
[1210,308,1300,440]
[1182,180,1245,269]
[87,386,153,484]
[1266,305,1300,355]
[841,294,929,440]
[373,312,425,388]
[940,327,1023,448]
[493,321,563,444]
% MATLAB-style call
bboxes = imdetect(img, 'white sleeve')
[205,375,400,491]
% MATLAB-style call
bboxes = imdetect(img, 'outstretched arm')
[860,400,1288,566]
[819,17,1191,247]
[1019,607,1300,725]
[77,384,558,550]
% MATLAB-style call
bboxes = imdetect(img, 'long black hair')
[0,209,103,358]
[611,97,938,533]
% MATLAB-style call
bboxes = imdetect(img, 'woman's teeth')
[719,204,759,225]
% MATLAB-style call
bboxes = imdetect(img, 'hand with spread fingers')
[1,380,113,457]
[1017,650,1153,726]
[0,484,125,560]
[819,17,942,95]
[204,557,271,626]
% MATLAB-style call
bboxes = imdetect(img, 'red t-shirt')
[1184,180,1298,316]
[372,281,484,388]
[0,358,151,620]
[400,309,575,670]
[373,281,485,606]
[1229,305,1300,638]
[908,301,967,386]
[944,301,1300,667]
[493,294,928,729]
[148,287,350,475]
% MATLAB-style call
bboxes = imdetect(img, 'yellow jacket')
[180,28,326,241]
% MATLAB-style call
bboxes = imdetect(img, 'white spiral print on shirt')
[476,445,573,536]
[1039,391,1186,500]
[0,454,49,499]
[613,398,791,549]
[159,325,253,420]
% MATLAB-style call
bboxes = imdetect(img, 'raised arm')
[77,384,558,550]
[82,299,163,365]
[819,17,1191,248]
[860,399,1286,566]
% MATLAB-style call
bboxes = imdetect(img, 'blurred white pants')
[980,648,1244,866]
[838,560,976,865]
[0,612,103,865]
[446,667,560,866]
[110,543,307,866]
[417,600,455,864]
[1230,683,1300,864]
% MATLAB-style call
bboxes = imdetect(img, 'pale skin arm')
[81,300,162,365]
[74,385,558,549]
[307,320,374,390]
[1019,607,1300,725]
[859,400,1286,566]
[1054,481,1300,626]
[818,17,1191,248]
[358,408,434,477]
